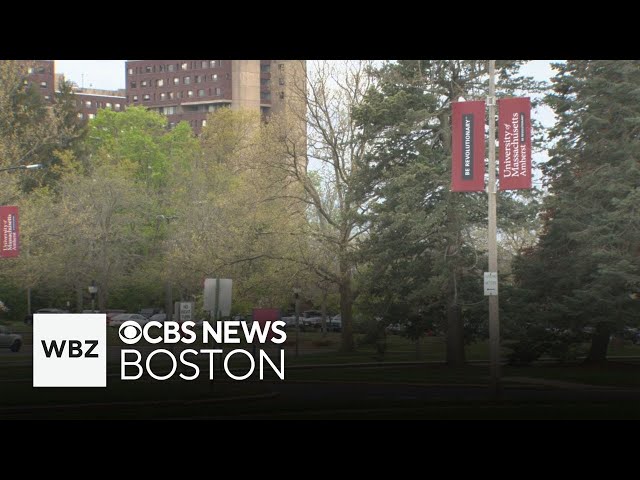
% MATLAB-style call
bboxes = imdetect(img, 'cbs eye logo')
[119,321,143,345]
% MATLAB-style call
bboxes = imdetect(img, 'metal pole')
[295,293,300,358]
[487,60,501,397]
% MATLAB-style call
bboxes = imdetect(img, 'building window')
[212,74,218,82]
[141,80,148,87]
[215,87,221,96]
[279,63,285,72]
[146,65,153,73]
[128,68,133,75]
[168,92,174,99]
[143,94,150,101]
[115,103,121,111]
[157,79,164,87]
[168,64,175,72]
[261,63,271,73]
[132,95,138,102]
[163,106,176,115]
[181,62,188,70]
[187,90,194,98]
[201,61,208,69]
[261,92,271,101]
[130,81,137,88]
[85,101,92,108]
[174,77,180,85]
[77,112,84,119]
[159,65,164,72]
[88,113,95,120]
[279,91,285,100]
[209,61,217,68]
[40,81,47,88]
[198,89,205,97]
[195,75,202,84]
[184,76,191,85]
[106,102,112,109]
[44,95,50,101]
[160,93,166,101]
[27,67,34,74]
[177,91,183,99]
[279,77,285,86]
[202,119,207,127]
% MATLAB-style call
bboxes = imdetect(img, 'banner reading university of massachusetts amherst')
[0,206,19,258]
[498,97,532,190]
[451,100,486,192]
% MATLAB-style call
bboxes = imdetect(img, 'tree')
[263,61,378,352]
[353,61,544,365]
[513,60,640,363]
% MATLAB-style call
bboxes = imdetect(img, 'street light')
[0,163,44,173]
[293,287,301,358]
[88,280,98,312]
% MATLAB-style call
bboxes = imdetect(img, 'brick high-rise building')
[125,60,305,134]
[22,60,55,103]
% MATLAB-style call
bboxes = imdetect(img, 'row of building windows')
[167,118,207,129]
[128,61,223,76]
[130,73,222,89]
[27,66,48,74]
[77,100,123,110]
[77,112,95,120]
[130,88,222,103]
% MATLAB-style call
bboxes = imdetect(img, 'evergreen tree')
[354,60,543,365]
[513,60,640,363]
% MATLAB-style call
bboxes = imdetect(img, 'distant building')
[22,60,55,103]
[125,60,306,134]
[73,88,127,122]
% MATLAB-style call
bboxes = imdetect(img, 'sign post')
[487,60,501,398]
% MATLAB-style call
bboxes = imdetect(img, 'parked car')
[301,310,323,329]
[149,313,167,323]
[328,314,342,332]
[109,313,149,327]
[0,325,23,352]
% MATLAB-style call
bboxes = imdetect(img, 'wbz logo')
[33,314,106,387]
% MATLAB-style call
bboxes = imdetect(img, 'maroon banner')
[0,206,19,258]
[498,97,532,190]
[451,100,486,192]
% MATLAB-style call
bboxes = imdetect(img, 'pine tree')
[514,60,640,363]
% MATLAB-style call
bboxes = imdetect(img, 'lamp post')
[0,163,44,173]
[88,281,98,312]
[293,287,301,358]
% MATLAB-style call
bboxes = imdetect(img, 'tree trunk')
[321,291,327,337]
[76,284,83,313]
[339,259,355,352]
[446,303,465,366]
[585,323,610,364]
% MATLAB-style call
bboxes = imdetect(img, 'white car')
[109,313,149,327]
[0,325,23,352]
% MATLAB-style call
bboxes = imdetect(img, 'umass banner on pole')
[498,97,532,190]
[0,206,19,258]
[451,100,486,192]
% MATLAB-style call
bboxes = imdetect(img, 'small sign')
[179,302,193,322]
[484,272,498,296]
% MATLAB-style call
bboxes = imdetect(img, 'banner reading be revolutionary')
[451,100,486,192]
[0,206,19,258]
[498,97,531,190]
